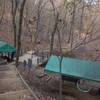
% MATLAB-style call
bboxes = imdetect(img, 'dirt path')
[0,63,34,100]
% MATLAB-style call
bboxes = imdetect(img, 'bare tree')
[11,0,19,47]
[16,0,26,67]
[0,0,5,24]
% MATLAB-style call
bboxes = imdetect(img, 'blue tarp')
[45,55,100,82]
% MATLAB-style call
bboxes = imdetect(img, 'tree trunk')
[50,13,59,56]
[11,0,18,47]
[0,0,5,24]
[16,0,26,67]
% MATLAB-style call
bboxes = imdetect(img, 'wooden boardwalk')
[0,62,34,100]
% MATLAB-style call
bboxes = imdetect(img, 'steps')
[0,63,34,100]
[0,71,18,79]
[0,89,33,100]
[0,78,26,94]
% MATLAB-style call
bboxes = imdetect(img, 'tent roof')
[45,55,100,82]
[0,41,16,53]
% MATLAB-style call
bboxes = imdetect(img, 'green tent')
[45,55,100,82]
[0,41,16,53]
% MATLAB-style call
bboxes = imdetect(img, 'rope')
[15,66,40,100]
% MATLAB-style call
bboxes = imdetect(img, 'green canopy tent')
[0,41,16,53]
[0,41,16,62]
[45,55,100,82]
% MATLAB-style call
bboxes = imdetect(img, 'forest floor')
[0,61,34,100]
[18,63,100,100]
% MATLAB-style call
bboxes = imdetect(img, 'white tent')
[19,50,41,66]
